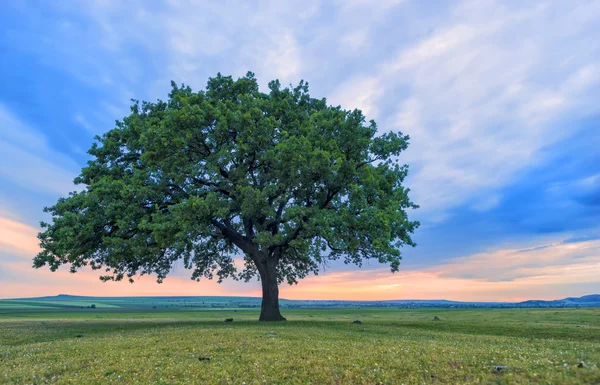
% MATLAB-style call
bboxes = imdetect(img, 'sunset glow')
[2,214,598,301]
[1,0,599,302]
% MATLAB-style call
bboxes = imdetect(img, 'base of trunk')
[258,258,286,322]
[259,313,287,322]
[259,304,287,322]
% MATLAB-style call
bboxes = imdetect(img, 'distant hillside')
[1,294,599,311]
[564,294,600,303]
[518,294,600,307]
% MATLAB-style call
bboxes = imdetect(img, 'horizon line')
[2,293,597,303]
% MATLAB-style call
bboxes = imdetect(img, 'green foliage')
[35,72,419,286]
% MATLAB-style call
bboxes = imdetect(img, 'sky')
[1,0,599,301]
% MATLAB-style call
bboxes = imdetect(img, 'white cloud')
[74,114,96,135]
[340,28,370,52]
[2,0,599,301]
[328,0,600,215]
[0,104,78,195]
[562,63,600,93]
[256,32,303,85]
[384,24,480,72]
[11,0,600,220]
[336,0,407,13]
[327,76,383,119]
[45,0,322,99]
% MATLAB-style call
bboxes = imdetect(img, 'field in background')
[0,295,270,310]
[1,306,599,384]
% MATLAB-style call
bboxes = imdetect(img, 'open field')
[1,307,599,384]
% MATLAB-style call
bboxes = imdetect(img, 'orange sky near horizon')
[1,215,599,301]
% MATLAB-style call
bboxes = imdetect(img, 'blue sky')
[1,0,599,300]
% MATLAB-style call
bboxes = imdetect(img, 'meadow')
[1,305,599,384]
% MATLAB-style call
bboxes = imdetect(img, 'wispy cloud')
[0,215,260,298]
[43,0,319,96]
[0,216,40,256]
[4,214,598,301]
[0,0,599,300]
[0,104,77,195]
[7,256,598,301]
[0,259,260,299]
[329,0,600,215]
[438,239,600,282]
[281,238,600,301]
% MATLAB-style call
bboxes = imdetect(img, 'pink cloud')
[0,216,40,256]
[280,240,600,301]
[1,260,261,299]
[1,215,599,301]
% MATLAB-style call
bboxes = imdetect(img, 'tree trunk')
[258,258,286,322]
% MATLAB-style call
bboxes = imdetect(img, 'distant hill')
[1,294,599,311]
[564,294,600,303]
[518,294,600,307]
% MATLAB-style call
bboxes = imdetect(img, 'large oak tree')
[35,73,419,321]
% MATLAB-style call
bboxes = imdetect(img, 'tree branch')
[268,188,340,251]
[167,183,190,198]
[191,177,231,197]
[219,167,229,179]
[356,156,382,169]
[210,219,258,258]
[243,218,254,238]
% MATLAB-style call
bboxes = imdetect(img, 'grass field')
[1,307,599,384]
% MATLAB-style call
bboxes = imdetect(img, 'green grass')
[0,296,276,312]
[1,308,599,384]
[0,300,119,309]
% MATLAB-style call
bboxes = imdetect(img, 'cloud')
[1,0,599,301]
[0,216,40,256]
[0,259,261,299]
[43,0,317,95]
[0,104,78,195]
[339,28,370,52]
[327,76,383,119]
[329,0,600,216]
[471,194,501,212]
[438,239,600,282]
[248,31,303,86]
[73,114,97,135]
[0,215,260,299]
[281,237,600,301]
[336,0,407,13]
[547,172,600,207]
[2,214,599,301]
[385,24,480,72]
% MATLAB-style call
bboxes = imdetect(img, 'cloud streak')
[0,0,599,300]
[329,0,600,215]
[2,214,597,301]
[281,239,600,302]
[0,104,77,196]
[0,216,40,256]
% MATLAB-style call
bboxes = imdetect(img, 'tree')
[35,72,419,321]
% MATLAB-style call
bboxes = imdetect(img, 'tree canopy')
[35,72,419,321]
